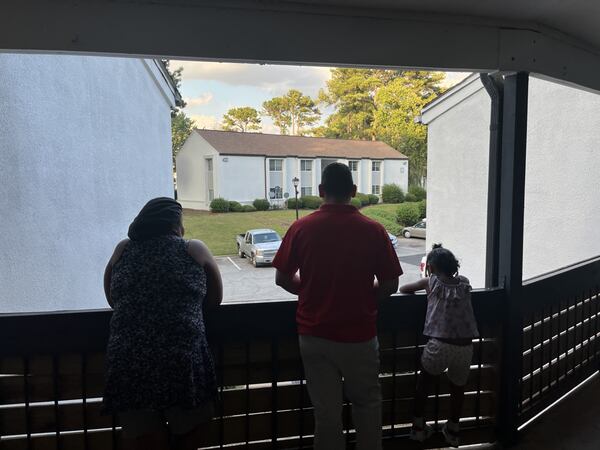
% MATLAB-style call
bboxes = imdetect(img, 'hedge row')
[381,184,427,204]
[288,193,377,210]
[209,198,264,213]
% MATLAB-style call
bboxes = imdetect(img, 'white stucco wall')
[360,159,372,194]
[383,159,409,193]
[523,77,600,278]
[425,87,491,287]
[423,75,600,287]
[220,155,266,204]
[0,54,174,313]
[176,133,219,210]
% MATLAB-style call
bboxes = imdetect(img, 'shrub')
[418,200,426,219]
[350,198,362,209]
[382,184,405,203]
[242,205,257,212]
[302,196,323,209]
[287,198,303,209]
[396,202,421,226]
[253,198,270,211]
[210,198,230,213]
[368,194,379,205]
[404,193,417,203]
[356,192,371,206]
[408,185,427,201]
[228,201,243,212]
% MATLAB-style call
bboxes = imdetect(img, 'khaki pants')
[299,335,382,450]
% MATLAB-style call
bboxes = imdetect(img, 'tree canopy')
[317,69,445,185]
[262,89,321,135]
[222,107,262,132]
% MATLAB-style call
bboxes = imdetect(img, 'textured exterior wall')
[176,133,219,210]
[383,159,409,193]
[0,54,174,312]
[220,155,265,204]
[523,77,600,278]
[426,88,491,287]
[425,75,600,287]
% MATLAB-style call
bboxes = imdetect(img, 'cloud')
[442,72,472,87]
[170,60,330,97]
[190,114,220,130]
[184,93,213,107]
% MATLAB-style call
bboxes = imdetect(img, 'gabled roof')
[420,73,484,125]
[194,129,407,160]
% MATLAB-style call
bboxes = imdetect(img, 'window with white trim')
[372,161,381,172]
[269,159,283,172]
[300,160,313,171]
[301,187,312,197]
[371,185,381,195]
[349,160,359,184]
[269,159,284,199]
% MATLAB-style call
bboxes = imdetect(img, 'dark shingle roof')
[195,129,407,160]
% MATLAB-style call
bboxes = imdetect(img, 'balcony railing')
[518,256,600,425]
[3,256,599,449]
[1,289,503,449]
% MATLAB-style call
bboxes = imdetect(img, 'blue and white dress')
[103,235,217,413]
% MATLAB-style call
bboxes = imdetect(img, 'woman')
[103,197,223,450]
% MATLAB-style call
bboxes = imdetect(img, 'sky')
[171,60,471,134]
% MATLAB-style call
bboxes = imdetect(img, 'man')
[273,163,402,450]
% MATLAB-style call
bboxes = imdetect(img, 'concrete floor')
[512,374,600,450]
[216,237,426,304]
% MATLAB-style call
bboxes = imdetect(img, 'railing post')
[496,71,529,446]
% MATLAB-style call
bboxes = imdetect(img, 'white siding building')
[176,130,408,210]
[0,54,178,312]
[421,74,600,288]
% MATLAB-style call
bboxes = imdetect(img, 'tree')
[163,60,195,170]
[171,110,195,167]
[317,68,390,140]
[373,77,429,185]
[318,68,445,185]
[262,89,320,135]
[222,107,262,132]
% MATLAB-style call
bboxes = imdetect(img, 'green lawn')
[183,204,401,256]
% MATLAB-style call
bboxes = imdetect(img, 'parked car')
[388,232,398,250]
[402,219,426,239]
[236,229,282,267]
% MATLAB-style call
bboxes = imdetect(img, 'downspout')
[481,73,504,288]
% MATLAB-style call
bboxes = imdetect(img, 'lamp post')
[292,177,300,220]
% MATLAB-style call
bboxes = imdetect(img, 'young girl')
[400,244,479,447]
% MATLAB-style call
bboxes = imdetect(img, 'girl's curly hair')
[426,243,460,277]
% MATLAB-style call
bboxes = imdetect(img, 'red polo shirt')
[273,203,402,342]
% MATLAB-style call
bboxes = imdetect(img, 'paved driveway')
[217,237,425,304]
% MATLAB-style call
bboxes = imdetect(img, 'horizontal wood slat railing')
[1,290,503,449]
[519,256,600,425]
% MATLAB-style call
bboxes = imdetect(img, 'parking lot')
[218,237,426,304]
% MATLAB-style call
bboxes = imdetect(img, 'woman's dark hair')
[128,197,182,241]
[426,243,460,277]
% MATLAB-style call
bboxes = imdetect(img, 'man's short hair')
[321,163,354,199]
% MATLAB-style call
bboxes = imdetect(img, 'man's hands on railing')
[275,269,301,295]
[374,277,399,302]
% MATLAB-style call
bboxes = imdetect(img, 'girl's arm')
[399,277,429,294]
[188,239,224,309]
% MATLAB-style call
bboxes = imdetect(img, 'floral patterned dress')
[103,235,216,413]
